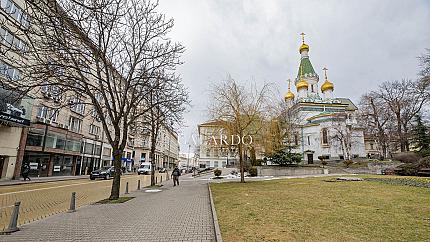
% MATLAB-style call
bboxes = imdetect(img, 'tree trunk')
[238,143,245,183]
[150,145,156,186]
[109,147,122,200]
[396,113,405,152]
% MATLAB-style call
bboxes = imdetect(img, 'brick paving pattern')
[0,174,215,242]
[0,174,166,230]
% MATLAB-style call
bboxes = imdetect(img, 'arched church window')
[294,134,299,146]
[322,128,328,145]
[311,85,314,92]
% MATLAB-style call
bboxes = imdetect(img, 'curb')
[0,173,139,187]
[0,176,89,187]
[208,184,223,242]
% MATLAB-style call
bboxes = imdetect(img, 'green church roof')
[296,57,317,79]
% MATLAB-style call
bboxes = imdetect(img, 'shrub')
[268,150,302,166]
[395,163,420,176]
[393,152,422,163]
[214,169,222,177]
[343,160,353,168]
[395,156,430,176]
[248,167,257,177]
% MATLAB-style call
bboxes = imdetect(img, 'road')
[0,174,168,231]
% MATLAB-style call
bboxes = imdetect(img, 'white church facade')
[284,34,366,164]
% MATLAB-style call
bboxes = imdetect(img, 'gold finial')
[321,67,334,92]
[300,32,305,44]
[323,67,328,80]
[288,79,291,90]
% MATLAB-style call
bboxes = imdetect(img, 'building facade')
[0,0,179,179]
[284,34,366,163]
[197,121,240,169]
[133,125,179,170]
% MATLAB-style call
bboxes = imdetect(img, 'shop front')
[24,123,82,177]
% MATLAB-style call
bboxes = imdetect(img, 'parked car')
[90,166,115,180]
[158,167,167,173]
[138,162,152,175]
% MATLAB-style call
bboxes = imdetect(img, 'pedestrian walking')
[171,166,180,186]
[22,163,31,181]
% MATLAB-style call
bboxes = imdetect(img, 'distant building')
[197,121,237,168]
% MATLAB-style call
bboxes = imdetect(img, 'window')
[1,0,30,27]
[70,97,85,115]
[206,149,210,157]
[0,26,27,52]
[103,147,111,156]
[370,143,374,150]
[307,136,311,145]
[89,124,100,135]
[322,128,328,145]
[69,116,82,133]
[311,85,314,92]
[36,106,58,122]
[0,61,20,80]
[294,134,299,146]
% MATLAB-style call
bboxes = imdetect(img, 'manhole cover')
[145,189,162,193]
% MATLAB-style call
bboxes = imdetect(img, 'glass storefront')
[52,155,73,176]
[23,152,75,177]
[24,153,50,177]
[26,128,81,152]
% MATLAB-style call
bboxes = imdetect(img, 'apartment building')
[0,0,178,179]
[133,125,179,170]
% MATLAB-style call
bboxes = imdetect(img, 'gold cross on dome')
[323,67,328,80]
[300,32,306,43]
[287,79,291,90]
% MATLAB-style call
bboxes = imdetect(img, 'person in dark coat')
[22,163,31,181]
[171,166,180,186]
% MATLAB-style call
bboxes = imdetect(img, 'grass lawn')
[210,176,430,242]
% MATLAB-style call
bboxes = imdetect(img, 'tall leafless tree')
[209,77,273,182]
[0,0,184,199]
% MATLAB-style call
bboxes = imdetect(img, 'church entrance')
[307,154,314,164]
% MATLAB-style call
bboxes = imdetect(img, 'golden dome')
[296,79,309,90]
[299,43,309,53]
[321,80,334,92]
[285,90,295,100]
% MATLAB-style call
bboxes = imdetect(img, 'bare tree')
[330,113,357,160]
[208,77,273,182]
[359,93,391,159]
[0,0,184,199]
[419,49,430,78]
[376,79,429,152]
[145,73,189,186]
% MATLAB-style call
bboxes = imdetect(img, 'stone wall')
[257,166,326,176]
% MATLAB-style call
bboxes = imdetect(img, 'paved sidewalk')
[0,174,215,242]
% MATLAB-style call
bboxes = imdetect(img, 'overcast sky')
[157,0,430,151]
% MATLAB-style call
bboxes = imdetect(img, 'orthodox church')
[284,34,366,163]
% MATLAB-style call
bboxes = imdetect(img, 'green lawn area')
[210,176,430,242]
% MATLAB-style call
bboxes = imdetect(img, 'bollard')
[68,192,76,213]
[4,201,21,233]
[137,180,141,190]
[125,182,129,194]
